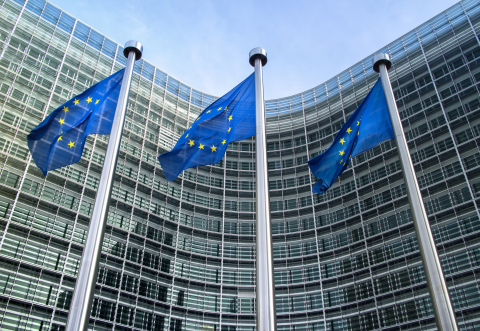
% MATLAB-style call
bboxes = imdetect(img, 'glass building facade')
[2,0,480,330]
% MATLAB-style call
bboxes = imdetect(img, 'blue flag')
[159,73,255,181]
[308,78,394,194]
[27,69,124,175]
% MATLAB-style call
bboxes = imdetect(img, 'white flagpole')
[373,53,458,331]
[66,40,143,331]
[249,48,277,331]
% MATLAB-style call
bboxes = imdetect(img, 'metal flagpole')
[249,48,277,331]
[373,53,458,331]
[66,40,143,331]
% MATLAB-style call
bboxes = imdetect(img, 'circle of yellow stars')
[56,96,101,149]
[183,105,234,152]
[336,118,361,167]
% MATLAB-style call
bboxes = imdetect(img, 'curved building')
[1,0,480,330]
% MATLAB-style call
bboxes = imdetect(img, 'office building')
[1,0,480,330]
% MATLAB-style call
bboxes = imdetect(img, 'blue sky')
[50,0,458,99]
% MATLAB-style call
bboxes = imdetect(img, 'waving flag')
[27,69,124,175]
[158,73,255,181]
[308,78,394,194]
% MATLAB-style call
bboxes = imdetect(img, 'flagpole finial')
[373,53,391,73]
[249,47,267,67]
[124,40,143,60]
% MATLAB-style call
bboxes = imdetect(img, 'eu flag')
[159,73,255,181]
[308,78,394,194]
[27,69,124,175]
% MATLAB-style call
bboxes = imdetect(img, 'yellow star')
[228,115,233,122]
[357,131,359,136]
[58,118,65,125]
[228,127,231,133]
[189,126,192,130]
[339,150,344,156]
[339,138,346,145]
[87,97,92,103]
[357,121,360,126]
[343,162,346,166]
[211,145,217,152]
[222,139,226,145]
[63,106,69,113]
[186,134,189,138]
[57,136,62,141]
[68,141,75,148]
[95,99,99,104]
[188,140,195,147]
[199,144,204,150]
[73,99,79,105]
[217,107,222,111]
[346,127,352,134]
[207,110,211,113]
[340,159,343,164]
[224,106,228,112]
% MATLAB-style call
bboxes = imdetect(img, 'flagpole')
[66,40,143,331]
[249,48,277,331]
[373,53,458,331]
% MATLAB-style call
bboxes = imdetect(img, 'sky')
[50,0,459,100]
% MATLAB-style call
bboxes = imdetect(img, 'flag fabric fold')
[158,73,255,181]
[308,78,394,194]
[27,69,124,175]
